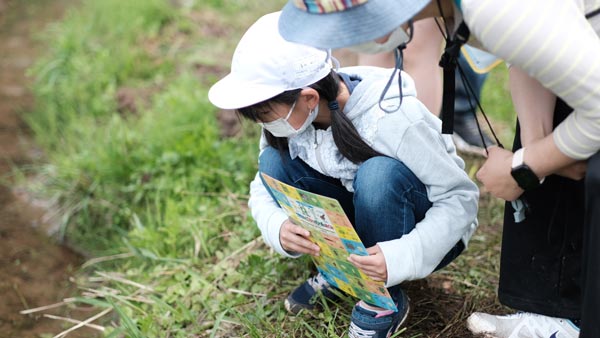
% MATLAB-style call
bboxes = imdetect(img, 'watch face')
[511,165,540,191]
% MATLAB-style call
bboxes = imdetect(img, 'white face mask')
[261,101,318,138]
[347,25,410,54]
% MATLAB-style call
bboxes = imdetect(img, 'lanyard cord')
[586,7,600,19]
[435,1,504,154]
[455,61,504,149]
[378,20,414,113]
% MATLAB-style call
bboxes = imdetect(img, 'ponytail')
[311,71,382,164]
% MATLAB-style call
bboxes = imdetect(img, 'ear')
[299,87,320,111]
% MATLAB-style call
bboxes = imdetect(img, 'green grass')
[481,66,517,148]
[23,1,515,337]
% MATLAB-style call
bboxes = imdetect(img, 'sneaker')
[452,112,495,156]
[348,290,410,338]
[467,312,580,338]
[284,272,339,315]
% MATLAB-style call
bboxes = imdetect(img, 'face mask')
[261,101,318,138]
[347,25,410,54]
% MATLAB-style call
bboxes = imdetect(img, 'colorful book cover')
[261,173,397,311]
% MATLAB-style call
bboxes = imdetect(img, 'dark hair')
[237,71,382,164]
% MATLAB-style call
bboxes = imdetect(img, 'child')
[208,12,479,338]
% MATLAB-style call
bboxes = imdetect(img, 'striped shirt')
[461,0,600,160]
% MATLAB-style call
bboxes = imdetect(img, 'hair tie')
[328,100,339,111]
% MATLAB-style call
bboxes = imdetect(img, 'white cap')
[208,11,332,110]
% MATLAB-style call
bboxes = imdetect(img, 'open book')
[261,173,397,311]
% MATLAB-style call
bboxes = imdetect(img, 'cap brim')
[279,0,430,50]
[208,73,284,110]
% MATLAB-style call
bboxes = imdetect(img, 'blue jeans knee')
[352,156,432,247]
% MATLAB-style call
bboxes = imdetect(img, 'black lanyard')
[439,21,470,135]
[586,7,600,19]
[436,18,503,153]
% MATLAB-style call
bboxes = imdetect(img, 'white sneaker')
[466,312,580,338]
[451,133,487,157]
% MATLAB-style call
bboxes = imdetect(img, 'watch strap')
[512,147,545,185]
[512,148,524,169]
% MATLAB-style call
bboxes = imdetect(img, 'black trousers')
[581,151,600,338]
[498,99,585,319]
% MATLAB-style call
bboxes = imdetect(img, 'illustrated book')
[261,173,397,311]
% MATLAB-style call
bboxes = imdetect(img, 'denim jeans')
[258,147,464,303]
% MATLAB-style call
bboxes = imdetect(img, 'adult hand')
[556,161,587,181]
[347,245,387,282]
[279,219,320,256]
[476,146,523,201]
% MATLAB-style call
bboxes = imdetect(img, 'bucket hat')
[208,11,332,110]
[279,0,430,50]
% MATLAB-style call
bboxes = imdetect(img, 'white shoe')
[451,133,487,157]
[466,312,580,338]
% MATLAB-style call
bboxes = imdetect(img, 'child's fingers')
[284,222,311,237]
[348,253,372,265]
[348,255,375,272]
[281,235,319,255]
[280,221,320,255]
[348,254,386,281]
[284,240,320,255]
[366,246,381,255]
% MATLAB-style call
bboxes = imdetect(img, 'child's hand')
[348,245,387,282]
[279,219,320,256]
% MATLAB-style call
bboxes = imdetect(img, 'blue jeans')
[259,147,464,302]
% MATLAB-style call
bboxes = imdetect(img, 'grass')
[22,0,516,337]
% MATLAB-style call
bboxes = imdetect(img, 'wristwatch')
[511,148,544,191]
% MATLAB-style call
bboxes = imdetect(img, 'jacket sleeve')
[248,173,298,257]
[249,133,301,258]
[375,113,479,287]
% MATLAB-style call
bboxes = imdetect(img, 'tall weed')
[27,0,176,149]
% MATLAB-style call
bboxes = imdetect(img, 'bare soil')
[0,1,98,337]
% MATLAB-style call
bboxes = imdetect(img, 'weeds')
[23,0,514,336]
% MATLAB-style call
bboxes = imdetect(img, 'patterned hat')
[279,0,430,49]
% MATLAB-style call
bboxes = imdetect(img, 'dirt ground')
[0,1,100,337]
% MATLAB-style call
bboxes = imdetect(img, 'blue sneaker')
[284,272,339,315]
[348,290,410,338]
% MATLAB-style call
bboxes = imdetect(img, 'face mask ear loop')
[378,20,414,113]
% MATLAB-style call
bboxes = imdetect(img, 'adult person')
[208,11,479,337]
[277,1,600,337]
[357,18,494,155]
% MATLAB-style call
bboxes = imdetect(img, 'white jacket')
[248,66,479,287]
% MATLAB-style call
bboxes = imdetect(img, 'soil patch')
[0,1,99,337]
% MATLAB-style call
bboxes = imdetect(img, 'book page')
[261,173,397,311]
